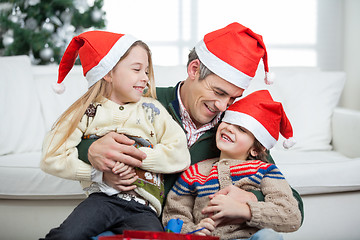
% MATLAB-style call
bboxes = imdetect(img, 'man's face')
[185,73,244,128]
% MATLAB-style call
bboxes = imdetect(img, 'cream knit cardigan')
[41,97,190,215]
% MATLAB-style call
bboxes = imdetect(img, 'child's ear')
[103,72,112,83]
[250,146,266,158]
[249,148,258,158]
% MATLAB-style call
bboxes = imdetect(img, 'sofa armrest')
[332,107,360,158]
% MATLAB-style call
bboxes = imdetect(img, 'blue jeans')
[41,192,163,240]
[238,228,284,240]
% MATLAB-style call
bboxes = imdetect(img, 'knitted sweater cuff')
[75,163,92,181]
[246,202,263,227]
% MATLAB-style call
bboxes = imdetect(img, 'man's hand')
[202,194,251,226]
[88,132,146,172]
[201,185,257,226]
[211,185,258,203]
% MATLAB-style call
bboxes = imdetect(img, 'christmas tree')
[0,0,106,65]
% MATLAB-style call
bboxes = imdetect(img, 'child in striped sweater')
[162,90,301,240]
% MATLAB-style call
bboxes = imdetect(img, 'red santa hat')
[222,90,295,149]
[53,30,137,94]
[195,22,273,90]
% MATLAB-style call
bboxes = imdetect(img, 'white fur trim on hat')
[85,34,138,88]
[222,110,277,149]
[265,71,275,85]
[283,137,296,149]
[52,82,65,94]
[195,40,252,89]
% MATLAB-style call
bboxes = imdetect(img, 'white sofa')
[1,55,359,240]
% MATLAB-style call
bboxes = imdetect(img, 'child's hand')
[112,162,135,176]
[103,162,138,192]
[193,218,215,236]
[103,171,138,192]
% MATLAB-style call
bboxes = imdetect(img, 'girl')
[162,90,301,240]
[40,31,190,240]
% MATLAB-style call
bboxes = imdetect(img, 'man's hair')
[187,48,213,80]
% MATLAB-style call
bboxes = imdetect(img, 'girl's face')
[216,121,257,160]
[104,45,149,105]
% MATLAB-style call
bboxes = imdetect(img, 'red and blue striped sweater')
[173,159,284,197]
[162,158,301,239]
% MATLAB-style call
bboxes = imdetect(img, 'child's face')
[216,121,256,160]
[105,45,149,105]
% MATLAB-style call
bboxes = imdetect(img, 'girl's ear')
[103,71,112,83]
[187,59,200,81]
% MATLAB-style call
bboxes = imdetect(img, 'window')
[103,0,340,69]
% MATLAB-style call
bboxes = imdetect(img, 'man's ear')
[187,59,200,81]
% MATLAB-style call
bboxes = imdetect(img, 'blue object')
[91,231,116,240]
[165,218,184,233]
[187,227,205,234]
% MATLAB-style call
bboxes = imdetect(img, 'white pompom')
[52,82,65,94]
[283,137,296,149]
[265,72,275,85]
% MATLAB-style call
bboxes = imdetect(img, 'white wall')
[342,0,360,111]
[317,0,344,71]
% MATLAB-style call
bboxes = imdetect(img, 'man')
[77,22,304,223]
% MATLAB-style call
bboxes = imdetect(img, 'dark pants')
[41,192,163,240]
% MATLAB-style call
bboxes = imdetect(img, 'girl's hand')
[103,171,138,192]
[193,218,215,236]
[112,161,135,176]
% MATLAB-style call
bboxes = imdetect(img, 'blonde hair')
[45,40,156,158]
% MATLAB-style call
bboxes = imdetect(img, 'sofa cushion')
[0,152,85,199]
[0,56,45,155]
[33,65,87,131]
[245,67,346,151]
[272,149,360,195]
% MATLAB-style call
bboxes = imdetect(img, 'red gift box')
[99,230,220,240]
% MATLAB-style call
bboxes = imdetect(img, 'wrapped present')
[98,230,220,240]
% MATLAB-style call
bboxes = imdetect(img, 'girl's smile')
[133,85,146,93]
[104,45,150,105]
